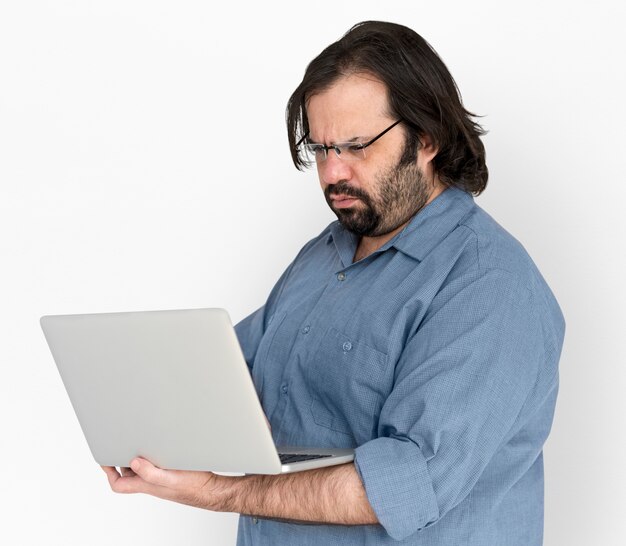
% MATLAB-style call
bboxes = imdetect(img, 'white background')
[1,1,624,544]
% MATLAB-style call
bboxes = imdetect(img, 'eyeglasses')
[297,119,403,163]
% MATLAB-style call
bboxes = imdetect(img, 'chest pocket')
[305,327,391,443]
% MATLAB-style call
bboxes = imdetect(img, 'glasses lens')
[335,143,366,161]
[301,143,366,162]
[302,143,326,163]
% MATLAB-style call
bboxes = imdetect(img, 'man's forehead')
[305,74,392,142]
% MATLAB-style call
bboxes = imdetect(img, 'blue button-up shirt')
[234,187,565,545]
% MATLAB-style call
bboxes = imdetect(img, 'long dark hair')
[286,21,488,195]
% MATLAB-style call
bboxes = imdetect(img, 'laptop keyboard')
[279,453,333,464]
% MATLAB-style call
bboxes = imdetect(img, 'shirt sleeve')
[234,258,297,371]
[354,267,563,541]
[234,304,267,372]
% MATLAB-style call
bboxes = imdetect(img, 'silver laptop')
[40,308,354,474]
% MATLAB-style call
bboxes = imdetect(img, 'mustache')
[324,181,371,203]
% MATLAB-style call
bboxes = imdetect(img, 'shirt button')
[342,341,353,352]
[337,272,346,281]
[302,325,310,334]
[252,517,259,524]
[281,384,288,394]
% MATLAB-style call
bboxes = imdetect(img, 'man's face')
[306,73,437,238]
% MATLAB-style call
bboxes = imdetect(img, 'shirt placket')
[271,263,356,445]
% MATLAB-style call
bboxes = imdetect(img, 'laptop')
[40,308,354,474]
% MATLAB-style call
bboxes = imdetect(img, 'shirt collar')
[327,220,359,268]
[390,187,475,261]
[327,187,475,264]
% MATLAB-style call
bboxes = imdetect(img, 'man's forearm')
[213,462,379,525]
[103,458,378,526]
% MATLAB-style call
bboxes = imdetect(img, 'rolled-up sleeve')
[354,267,559,540]
[355,437,439,539]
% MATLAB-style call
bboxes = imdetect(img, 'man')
[103,21,565,545]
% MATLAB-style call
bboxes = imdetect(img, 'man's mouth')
[330,194,360,209]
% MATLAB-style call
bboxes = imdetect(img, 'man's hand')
[102,458,227,511]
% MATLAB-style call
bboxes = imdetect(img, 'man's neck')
[353,223,407,263]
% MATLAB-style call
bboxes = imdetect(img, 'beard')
[324,157,432,237]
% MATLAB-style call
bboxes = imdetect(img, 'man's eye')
[307,144,325,154]
[347,144,365,153]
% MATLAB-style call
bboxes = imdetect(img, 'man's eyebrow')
[307,135,363,145]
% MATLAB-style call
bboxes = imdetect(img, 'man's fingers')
[101,465,150,494]
[102,465,121,488]
[102,465,132,493]
[130,458,175,488]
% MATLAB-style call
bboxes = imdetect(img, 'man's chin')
[335,214,378,237]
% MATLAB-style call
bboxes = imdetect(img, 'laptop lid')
[40,308,353,475]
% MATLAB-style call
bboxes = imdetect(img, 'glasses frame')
[297,119,404,163]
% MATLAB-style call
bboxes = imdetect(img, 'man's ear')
[418,133,439,165]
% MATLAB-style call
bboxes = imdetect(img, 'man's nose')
[318,152,354,186]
